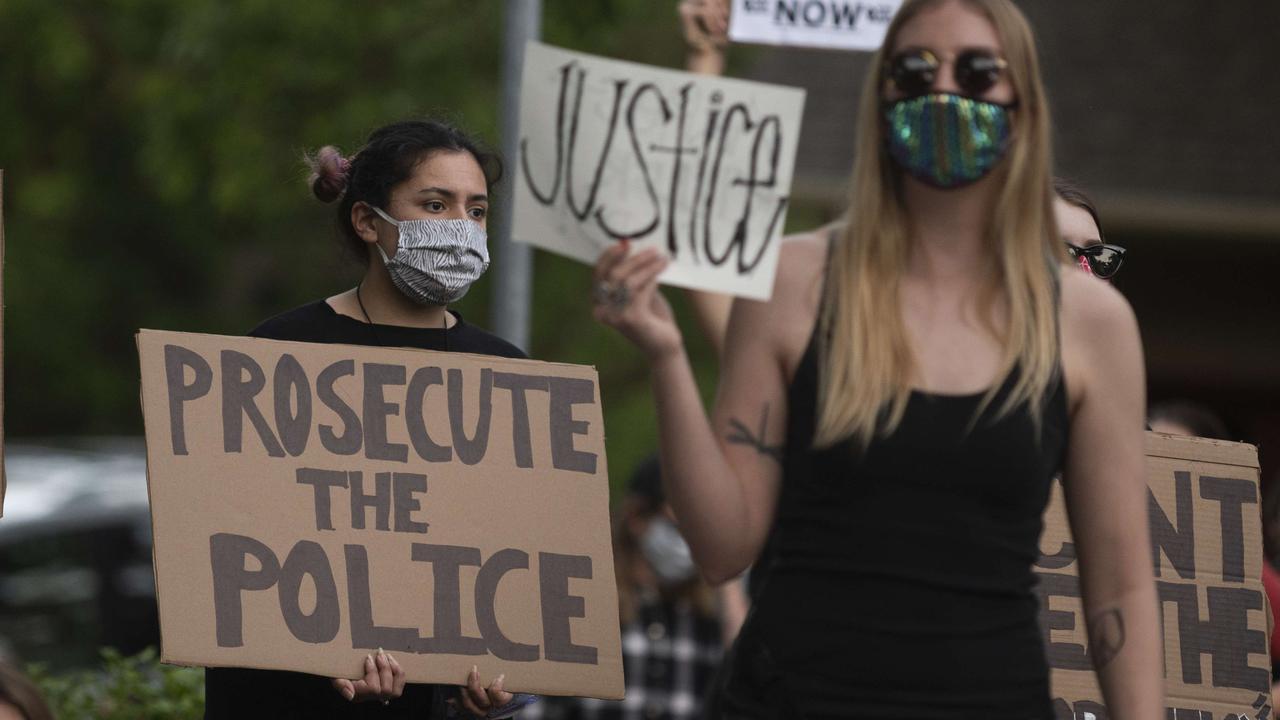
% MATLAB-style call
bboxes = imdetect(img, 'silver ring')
[592,280,630,309]
[382,699,391,706]
[608,283,631,308]
[591,280,615,305]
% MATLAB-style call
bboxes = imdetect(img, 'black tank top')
[716,330,1067,719]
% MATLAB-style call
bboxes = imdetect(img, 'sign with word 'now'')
[729,0,904,52]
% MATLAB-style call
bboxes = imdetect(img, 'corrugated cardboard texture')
[1037,432,1270,719]
[137,330,624,699]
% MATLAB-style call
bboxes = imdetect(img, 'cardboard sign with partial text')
[1036,433,1271,719]
[137,330,623,699]
[513,42,805,301]
[728,0,903,51]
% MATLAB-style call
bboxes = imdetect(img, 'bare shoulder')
[779,226,832,293]
[725,226,832,375]
[1059,265,1145,409]
[1059,266,1139,344]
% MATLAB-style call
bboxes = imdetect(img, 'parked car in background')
[0,438,157,669]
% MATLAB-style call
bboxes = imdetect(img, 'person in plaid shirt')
[524,455,726,720]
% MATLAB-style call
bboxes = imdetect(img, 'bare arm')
[686,290,733,359]
[716,579,750,646]
[593,242,788,583]
[1060,274,1163,719]
[650,287,787,582]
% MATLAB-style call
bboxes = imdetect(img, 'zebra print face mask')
[371,207,490,306]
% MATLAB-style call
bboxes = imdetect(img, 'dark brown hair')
[1052,177,1106,244]
[306,119,503,263]
[1148,400,1230,440]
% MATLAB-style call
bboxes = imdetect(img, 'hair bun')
[308,145,351,203]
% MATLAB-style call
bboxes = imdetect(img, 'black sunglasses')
[885,48,1009,98]
[1065,242,1126,279]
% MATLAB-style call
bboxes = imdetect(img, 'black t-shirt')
[204,299,526,720]
[247,299,527,358]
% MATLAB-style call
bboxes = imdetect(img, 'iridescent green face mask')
[883,92,1013,189]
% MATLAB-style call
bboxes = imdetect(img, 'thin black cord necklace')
[355,283,381,346]
[355,283,449,352]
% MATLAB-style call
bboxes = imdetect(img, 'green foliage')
[27,647,204,720]
[0,0,793,498]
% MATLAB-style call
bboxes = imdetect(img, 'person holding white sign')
[591,0,1162,717]
[204,119,533,720]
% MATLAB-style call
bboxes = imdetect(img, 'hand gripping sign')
[513,42,805,301]
[137,330,623,699]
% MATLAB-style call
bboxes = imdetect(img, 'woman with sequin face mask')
[590,0,1162,717]
[206,120,535,720]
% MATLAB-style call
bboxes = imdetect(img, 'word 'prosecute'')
[162,344,598,472]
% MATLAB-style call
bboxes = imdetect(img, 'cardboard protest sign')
[513,42,806,301]
[137,330,623,699]
[1036,433,1271,720]
[728,0,903,52]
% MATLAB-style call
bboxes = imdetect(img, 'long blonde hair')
[816,0,1064,449]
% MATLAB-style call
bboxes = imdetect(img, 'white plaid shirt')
[523,593,723,720]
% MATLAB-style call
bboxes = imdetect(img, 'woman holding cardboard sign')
[592,0,1162,717]
[204,119,533,719]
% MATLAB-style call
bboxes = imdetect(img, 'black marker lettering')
[405,366,452,462]
[520,61,574,205]
[346,544,418,652]
[688,92,722,263]
[221,350,285,457]
[317,360,362,456]
[594,82,670,240]
[1148,471,1195,579]
[164,344,212,456]
[210,533,280,648]
[273,353,312,457]
[349,471,392,531]
[539,552,598,664]
[566,73,626,221]
[363,363,409,463]
[278,541,340,644]
[494,372,550,469]
[411,544,487,655]
[447,368,493,466]
[296,467,348,532]
[654,83,696,256]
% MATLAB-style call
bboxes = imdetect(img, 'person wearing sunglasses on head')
[589,1,1162,718]
[1055,178,1126,280]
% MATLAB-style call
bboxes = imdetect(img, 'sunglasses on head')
[1065,242,1126,279]
[885,48,1009,99]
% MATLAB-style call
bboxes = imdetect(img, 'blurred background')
[0,0,1276,691]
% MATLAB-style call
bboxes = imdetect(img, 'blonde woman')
[590,0,1162,717]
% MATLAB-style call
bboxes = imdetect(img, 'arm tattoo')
[1087,608,1126,670]
[727,404,784,464]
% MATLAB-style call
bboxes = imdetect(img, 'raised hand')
[591,240,683,363]
[679,0,730,75]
